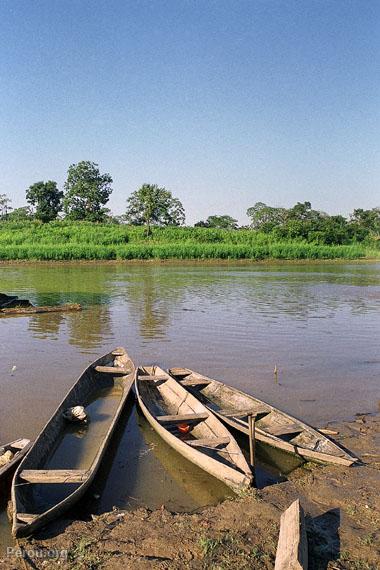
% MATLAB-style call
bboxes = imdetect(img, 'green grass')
[0,221,377,261]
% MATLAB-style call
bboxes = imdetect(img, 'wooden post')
[275,499,308,570]
[248,413,256,481]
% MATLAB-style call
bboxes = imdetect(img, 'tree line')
[0,160,379,245]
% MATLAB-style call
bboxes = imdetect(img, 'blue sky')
[1,0,379,224]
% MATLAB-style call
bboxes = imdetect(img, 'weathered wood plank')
[16,514,39,524]
[180,378,211,387]
[138,375,168,382]
[156,412,208,424]
[186,437,230,448]
[168,367,191,376]
[95,366,130,375]
[269,423,303,437]
[275,499,308,570]
[9,439,30,450]
[19,469,89,484]
[218,407,270,418]
[0,303,81,316]
[111,348,126,356]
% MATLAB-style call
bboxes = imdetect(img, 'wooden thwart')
[186,437,230,448]
[275,499,308,570]
[10,439,30,450]
[19,469,89,484]
[156,412,208,424]
[179,378,211,387]
[218,407,270,418]
[16,514,39,524]
[95,366,130,375]
[168,367,190,376]
[138,375,168,382]
[269,423,304,437]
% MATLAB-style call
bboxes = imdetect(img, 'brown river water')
[0,261,379,551]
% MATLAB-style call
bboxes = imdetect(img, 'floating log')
[0,303,82,316]
[319,428,339,436]
[275,499,308,570]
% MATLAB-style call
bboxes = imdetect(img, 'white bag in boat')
[0,450,14,467]
[63,405,87,423]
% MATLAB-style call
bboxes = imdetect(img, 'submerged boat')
[168,368,358,467]
[0,439,31,483]
[0,303,81,317]
[135,366,252,493]
[12,348,135,538]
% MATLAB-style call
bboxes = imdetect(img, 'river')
[0,261,379,549]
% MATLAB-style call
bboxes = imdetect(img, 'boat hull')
[168,369,358,467]
[135,367,252,494]
[12,348,135,538]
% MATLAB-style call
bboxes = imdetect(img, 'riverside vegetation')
[0,221,378,261]
[1,160,379,261]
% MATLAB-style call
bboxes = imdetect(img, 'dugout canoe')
[135,366,252,493]
[168,368,358,467]
[0,439,31,483]
[0,303,81,317]
[12,347,135,538]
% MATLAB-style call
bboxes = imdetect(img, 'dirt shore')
[1,414,379,569]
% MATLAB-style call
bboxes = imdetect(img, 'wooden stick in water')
[248,413,256,480]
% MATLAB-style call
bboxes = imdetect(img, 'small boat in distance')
[0,439,32,484]
[168,368,358,467]
[135,366,253,493]
[12,348,135,538]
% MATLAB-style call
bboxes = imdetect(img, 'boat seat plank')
[157,412,208,424]
[111,348,125,356]
[19,469,89,484]
[169,368,191,376]
[186,437,230,448]
[179,378,211,387]
[268,423,304,437]
[10,439,30,450]
[16,514,39,524]
[218,407,270,418]
[95,366,130,375]
[138,375,168,382]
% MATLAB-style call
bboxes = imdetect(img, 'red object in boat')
[178,423,190,434]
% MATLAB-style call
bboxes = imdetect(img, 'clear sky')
[1,0,379,224]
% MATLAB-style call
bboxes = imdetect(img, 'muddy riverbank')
[2,413,379,569]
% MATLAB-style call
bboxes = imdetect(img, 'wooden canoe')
[0,303,81,317]
[0,439,32,483]
[168,368,359,467]
[12,347,135,538]
[135,366,252,493]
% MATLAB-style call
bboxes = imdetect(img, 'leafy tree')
[63,161,113,221]
[246,202,286,231]
[125,184,185,235]
[0,193,12,219]
[26,180,63,222]
[350,208,380,236]
[195,215,238,229]
[7,206,33,221]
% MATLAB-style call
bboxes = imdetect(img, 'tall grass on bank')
[0,221,376,261]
